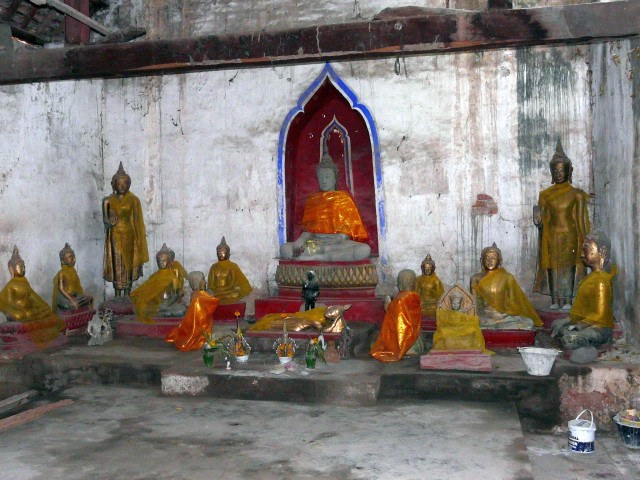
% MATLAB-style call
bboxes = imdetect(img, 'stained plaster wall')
[0,1,608,327]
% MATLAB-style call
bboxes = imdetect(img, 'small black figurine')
[302,270,320,311]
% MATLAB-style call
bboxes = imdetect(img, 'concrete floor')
[1,385,638,480]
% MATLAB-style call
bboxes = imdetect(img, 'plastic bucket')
[568,409,596,453]
[517,347,561,376]
[613,414,640,449]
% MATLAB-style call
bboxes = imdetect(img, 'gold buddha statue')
[371,269,422,362]
[102,162,149,297]
[207,237,252,304]
[279,148,371,261]
[470,243,542,330]
[52,243,93,312]
[533,141,591,310]
[0,246,64,344]
[551,231,615,350]
[130,243,187,323]
[414,254,444,316]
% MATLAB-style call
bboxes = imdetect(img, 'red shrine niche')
[284,78,379,255]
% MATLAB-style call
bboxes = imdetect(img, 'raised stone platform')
[420,350,493,372]
[99,297,134,316]
[0,318,67,356]
[59,306,95,333]
[116,315,183,339]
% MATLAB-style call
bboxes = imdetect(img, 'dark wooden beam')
[64,0,90,45]
[1,0,639,85]
[0,0,23,22]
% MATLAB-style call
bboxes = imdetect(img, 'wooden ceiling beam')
[0,0,639,85]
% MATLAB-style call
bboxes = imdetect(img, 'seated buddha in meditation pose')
[130,243,188,323]
[0,246,64,344]
[414,254,444,317]
[207,237,252,304]
[371,269,422,362]
[279,149,371,262]
[552,231,615,350]
[470,243,542,330]
[52,243,93,312]
[166,271,221,352]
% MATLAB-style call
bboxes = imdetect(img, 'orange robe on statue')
[301,191,368,242]
[371,291,421,362]
[165,291,220,352]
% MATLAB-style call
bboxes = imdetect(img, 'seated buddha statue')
[0,246,64,344]
[470,243,542,330]
[130,243,188,323]
[414,254,444,317]
[371,269,422,362]
[552,231,615,350]
[207,237,252,304]
[52,243,93,312]
[279,149,371,262]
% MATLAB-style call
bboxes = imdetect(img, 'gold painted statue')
[279,148,371,261]
[102,162,149,297]
[551,231,615,350]
[0,246,64,344]
[414,254,444,316]
[207,237,252,304]
[52,243,93,312]
[533,141,591,310]
[130,244,188,323]
[249,304,351,333]
[470,243,542,330]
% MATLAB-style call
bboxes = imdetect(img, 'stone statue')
[533,141,591,310]
[207,237,252,304]
[52,243,93,312]
[87,309,113,346]
[130,243,187,323]
[279,149,371,261]
[414,254,444,316]
[102,162,149,297]
[302,270,320,311]
[166,271,221,352]
[552,231,615,350]
[0,246,64,344]
[470,243,542,330]
[371,269,422,362]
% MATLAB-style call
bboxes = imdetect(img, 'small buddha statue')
[552,231,615,350]
[302,270,320,311]
[0,246,64,344]
[371,269,422,362]
[130,243,187,323]
[279,148,371,261]
[102,162,149,297]
[207,237,252,304]
[470,243,542,330]
[166,271,221,352]
[414,254,444,317]
[533,141,591,310]
[52,243,93,312]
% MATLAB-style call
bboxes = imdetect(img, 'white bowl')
[235,355,249,363]
[278,356,293,365]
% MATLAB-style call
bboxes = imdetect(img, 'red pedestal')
[420,350,493,372]
[536,309,567,329]
[59,306,96,332]
[421,315,436,332]
[212,302,246,323]
[116,316,183,339]
[100,298,134,316]
[482,329,536,349]
[0,321,67,355]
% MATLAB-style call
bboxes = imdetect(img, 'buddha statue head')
[216,236,231,261]
[188,271,206,291]
[549,140,573,184]
[111,162,132,196]
[397,269,417,291]
[480,243,502,272]
[316,148,339,192]
[450,292,464,311]
[8,245,25,277]
[582,230,610,272]
[155,243,175,270]
[421,254,436,276]
[59,243,76,267]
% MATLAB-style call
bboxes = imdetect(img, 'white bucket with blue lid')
[568,409,596,453]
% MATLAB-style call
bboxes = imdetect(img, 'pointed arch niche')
[277,64,384,255]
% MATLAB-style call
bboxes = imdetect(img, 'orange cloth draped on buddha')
[207,259,253,304]
[165,291,221,351]
[0,277,64,346]
[569,270,615,329]
[475,268,543,327]
[52,265,84,310]
[414,274,444,316]
[130,261,187,324]
[534,182,590,294]
[301,191,368,242]
[103,191,149,289]
[371,291,421,362]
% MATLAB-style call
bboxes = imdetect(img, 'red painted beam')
[0,1,639,85]
[64,0,90,45]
